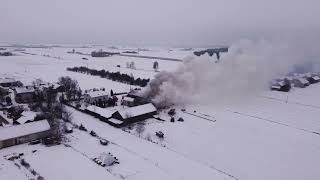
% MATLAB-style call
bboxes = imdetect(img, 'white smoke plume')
[141,39,320,108]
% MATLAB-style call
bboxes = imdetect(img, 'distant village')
[0,76,161,151]
[270,73,320,92]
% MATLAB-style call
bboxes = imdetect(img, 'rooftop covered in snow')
[0,120,51,141]
[116,103,157,119]
[15,86,35,94]
[86,105,115,118]
[0,78,18,84]
[84,91,109,98]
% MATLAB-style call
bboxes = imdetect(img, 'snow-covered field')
[1,47,320,180]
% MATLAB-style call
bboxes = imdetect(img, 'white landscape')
[0,45,319,180]
[1,1,320,180]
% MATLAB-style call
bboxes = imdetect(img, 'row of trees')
[67,66,150,87]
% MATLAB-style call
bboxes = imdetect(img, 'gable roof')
[86,105,114,118]
[0,120,51,141]
[312,76,320,81]
[85,91,109,98]
[297,78,309,84]
[15,87,35,94]
[116,103,157,119]
[0,78,18,84]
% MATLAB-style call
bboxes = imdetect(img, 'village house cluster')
[0,76,159,149]
[80,88,157,127]
[0,77,64,149]
[271,72,320,92]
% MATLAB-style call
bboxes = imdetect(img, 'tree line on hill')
[0,52,13,56]
[67,66,150,87]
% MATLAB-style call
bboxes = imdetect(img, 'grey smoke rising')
[142,39,319,107]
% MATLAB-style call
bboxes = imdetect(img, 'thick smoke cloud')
[141,40,320,108]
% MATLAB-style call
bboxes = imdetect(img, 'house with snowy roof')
[292,77,310,88]
[111,103,157,124]
[0,119,52,149]
[304,74,320,84]
[85,105,114,119]
[270,80,291,92]
[84,91,109,106]
[14,86,36,103]
[0,78,22,88]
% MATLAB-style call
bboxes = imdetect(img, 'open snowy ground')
[1,47,320,180]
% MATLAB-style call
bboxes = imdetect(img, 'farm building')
[111,103,157,123]
[0,119,52,149]
[306,74,320,84]
[292,77,310,88]
[85,105,114,119]
[0,78,22,88]
[270,81,291,92]
[121,96,135,107]
[84,91,109,105]
[15,86,36,103]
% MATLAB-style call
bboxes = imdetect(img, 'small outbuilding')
[0,119,52,149]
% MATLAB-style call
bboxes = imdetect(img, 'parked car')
[79,124,87,131]
[29,139,41,145]
[156,131,164,138]
[100,138,109,146]
[65,125,73,133]
[90,130,97,137]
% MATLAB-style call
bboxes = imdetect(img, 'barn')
[85,105,114,120]
[292,77,310,88]
[306,75,320,84]
[0,119,52,149]
[111,103,157,124]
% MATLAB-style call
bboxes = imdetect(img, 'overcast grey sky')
[0,0,319,46]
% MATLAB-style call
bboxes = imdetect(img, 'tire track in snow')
[67,130,180,180]
[226,109,320,136]
[259,95,320,110]
[117,123,239,180]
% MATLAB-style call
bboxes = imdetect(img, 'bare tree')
[58,76,81,101]
[153,61,159,72]
[135,122,145,137]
